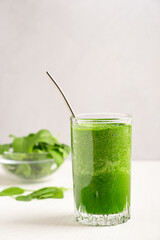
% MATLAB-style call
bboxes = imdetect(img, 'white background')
[0,0,160,160]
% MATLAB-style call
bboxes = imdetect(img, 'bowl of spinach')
[0,129,70,181]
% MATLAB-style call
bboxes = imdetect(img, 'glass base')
[75,207,130,226]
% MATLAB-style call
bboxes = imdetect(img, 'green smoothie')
[71,122,132,215]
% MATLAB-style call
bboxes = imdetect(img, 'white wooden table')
[0,160,160,240]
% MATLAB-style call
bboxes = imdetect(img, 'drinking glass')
[70,113,132,226]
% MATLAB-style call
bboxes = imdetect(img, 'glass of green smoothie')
[71,113,132,226]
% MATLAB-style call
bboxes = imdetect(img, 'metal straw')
[46,71,76,118]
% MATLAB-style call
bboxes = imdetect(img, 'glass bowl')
[0,152,59,182]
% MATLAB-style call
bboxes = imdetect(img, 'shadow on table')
[7,214,84,227]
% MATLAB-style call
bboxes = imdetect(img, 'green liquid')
[71,123,132,215]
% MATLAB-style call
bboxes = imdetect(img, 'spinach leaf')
[16,195,32,201]
[0,186,68,201]
[27,130,58,152]
[0,187,25,196]
[51,144,70,159]
[10,134,34,153]
[48,150,64,167]
[10,130,58,153]
[14,164,32,178]
[0,144,12,154]
[0,129,70,180]
[61,144,71,155]
[29,187,64,199]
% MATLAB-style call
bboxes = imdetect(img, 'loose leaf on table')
[29,187,65,199]
[16,195,32,202]
[0,187,25,196]
[0,186,68,201]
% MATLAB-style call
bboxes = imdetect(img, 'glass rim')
[0,158,55,165]
[70,112,132,121]
[2,152,49,156]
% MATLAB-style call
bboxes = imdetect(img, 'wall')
[0,0,160,160]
